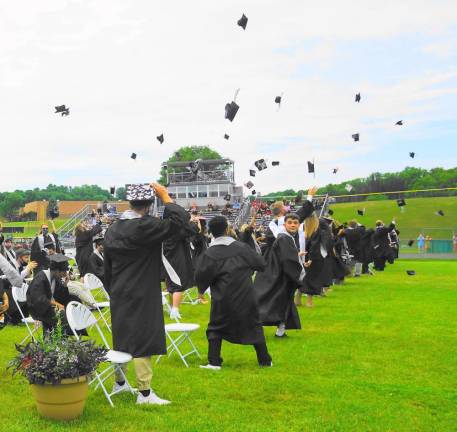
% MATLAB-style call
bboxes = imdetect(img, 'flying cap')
[237,13,248,30]
[130,153,137,160]
[55,105,67,113]
[307,161,315,174]
[352,133,360,142]
[395,120,403,126]
[251,190,257,195]
[409,152,415,158]
[357,209,365,216]
[157,134,164,144]
[254,159,268,171]
[224,134,230,140]
[272,161,280,166]
[249,169,256,177]
[397,199,406,207]
[407,240,414,247]
[244,181,254,189]
[355,93,361,103]
[332,168,338,174]
[125,184,155,201]
[110,186,116,195]
[225,101,239,122]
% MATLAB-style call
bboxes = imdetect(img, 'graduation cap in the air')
[237,13,248,30]
[55,105,69,114]
[352,133,360,142]
[307,161,315,174]
[130,153,137,160]
[409,152,415,158]
[61,108,70,116]
[125,183,155,201]
[397,199,406,207]
[407,240,414,247]
[224,194,231,201]
[406,270,416,276]
[110,186,116,195]
[328,209,334,216]
[332,168,338,174]
[156,134,164,144]
[244,181,254,189]
[272,161,280,166]
[249,169,256,177]
[274,93,284,110]
[435,210,445,216]
[357,208,366,216]
[254,159,268,171]
[49,254,71,271]
[355,93,361,103]
[395,120,403,126]
[251,190,257,195]
[224,134,230,140]
[345,184,353,192]
[225,88,240,122]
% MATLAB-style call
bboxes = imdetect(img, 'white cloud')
[0,0,456,193]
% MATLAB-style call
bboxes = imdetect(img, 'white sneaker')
[112,381,136,395]
[275,324,286,337]
[199,364,221,371]
[169,307,181,320]
[136,391,171,405]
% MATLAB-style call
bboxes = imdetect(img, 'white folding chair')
[181,287,200,305]
[162,291,172,314]
[156,322,201,368]
[11,284,41,345]
[66,301,135,407]
[83,273,111,332]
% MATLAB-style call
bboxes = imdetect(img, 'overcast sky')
[1,1,457,194]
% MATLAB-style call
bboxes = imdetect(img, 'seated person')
[16,249,38,280]
[87,236,105,284]
[0,284,9,329]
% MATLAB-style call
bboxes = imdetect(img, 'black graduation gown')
[373,223,396,263]
[88,252,104,284]
[31,233,61,273]
[344,225,365,261]
[301,220,334,296]
[253,233,303,329]
[162,207,198,293]
[26,270,72,325]
[190,231,208,269]
[360,228,375,267]
[240,226,261,253]
[195,239,267,344]
[75,225,103,277]
[103,203,189,358]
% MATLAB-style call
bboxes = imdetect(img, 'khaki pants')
[114,357,152,391]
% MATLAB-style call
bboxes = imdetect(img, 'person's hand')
[150,182,172,204]
[53,302,65,311]
[27,261,38,271]
[298,251,306,257]
[307,186,318,197]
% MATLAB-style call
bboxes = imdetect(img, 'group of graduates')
[0,182,401,406]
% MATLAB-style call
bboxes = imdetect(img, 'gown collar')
[209,236,236,247]
[120,209,143,220]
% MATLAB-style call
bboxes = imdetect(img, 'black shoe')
[259,361,273,367]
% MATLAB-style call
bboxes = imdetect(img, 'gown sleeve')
[240,243,266,272]
[195,253,217,294]
[296,200,315,223]
[104,250,113,295]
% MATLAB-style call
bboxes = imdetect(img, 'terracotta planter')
[30,376,89,421]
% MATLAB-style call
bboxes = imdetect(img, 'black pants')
[208,338,272,367]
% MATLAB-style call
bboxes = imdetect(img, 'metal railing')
[56,204,94,240]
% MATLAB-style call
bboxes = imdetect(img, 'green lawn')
[1,260,456,431]
[0,219,69,238]
[329,196,457,241]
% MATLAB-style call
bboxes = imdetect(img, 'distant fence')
[1,226,25,233]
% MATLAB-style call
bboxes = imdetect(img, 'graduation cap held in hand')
[355,93,361,103]
[237,13,248,30]
[157,134,164,144]
[307,161,315,174]
[254,159,268,171]
[125,183,155,201]
[352,133,360,142]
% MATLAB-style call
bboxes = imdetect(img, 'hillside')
[328,196,457,241]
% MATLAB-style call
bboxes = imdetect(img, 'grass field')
[0,219,69,238]
[329,196,457,242]
[0,260,456,431]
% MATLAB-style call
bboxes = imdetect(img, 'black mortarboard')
[272,161,280,166]
[61,108,70,116]
[395,120,403,126]
[409,152,415,158]
[49,254,70,271]
[110,186,116,195]
[130,153,137,160]
[249,169,256,177]
[352,133,360,142]
[436,210,445,216]
[225,101,239,122]
[54,105,67,113]
[125,183,155,201]
[332,168,338,174]
[397,199,406,207]
[224,134,230,140]
[157,134,164,144]
[307,161,315,174]
[357,209,365,216]
[237,13,248,30]
[328,209,334,216]
[251,190,256,195]
[44,239,56,249]
[355,93,361,103]
[254,159,268,171]
[224,194,231,201]
[274,95,282,104]
[407,240,414,247]
[244,181,254,189]
[406,270,416,276]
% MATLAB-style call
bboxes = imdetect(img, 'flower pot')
[30,376,89,421]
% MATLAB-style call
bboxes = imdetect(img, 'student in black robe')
[301,215,335,308]
[239,209,262,254]
[26,254,75,335]
[360,228,375,274]
[103,183,189,406]
[31,224,61,269]
[389,228,400,260]
[87,236,105,283]
[189,216,209,304]
[373,219,396,271]
[162,207,198,320]
[75,220,103,278]
[340,220,366,277]
[195,216,272,370]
